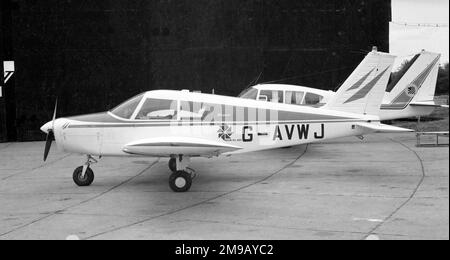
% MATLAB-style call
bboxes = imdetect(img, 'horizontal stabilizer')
[410,102,449,108]
[123,137,242,157]
[356,122,414,133]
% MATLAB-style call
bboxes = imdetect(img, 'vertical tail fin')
[383,51,441,108]
[324,48,396,116]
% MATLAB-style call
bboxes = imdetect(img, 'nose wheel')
[73,155,97,187]
[73,166,95,186]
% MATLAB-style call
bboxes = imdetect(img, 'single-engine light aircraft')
[41,49,412,192]
[239,50,447,120]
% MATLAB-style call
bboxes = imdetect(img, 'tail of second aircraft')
[380,51,446,120]
[323,48,396,116]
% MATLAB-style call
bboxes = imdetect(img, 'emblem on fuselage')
[218,124,233,141]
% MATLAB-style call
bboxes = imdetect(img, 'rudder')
[383,51,441,109]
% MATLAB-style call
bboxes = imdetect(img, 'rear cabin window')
[304,93,324,105]
[260,90,283,103]
[135,98,177,120]
[285,91,305,105]
[110,94,144,119]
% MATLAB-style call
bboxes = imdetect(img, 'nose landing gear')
[73,155,97,186]
[168,155,195,192]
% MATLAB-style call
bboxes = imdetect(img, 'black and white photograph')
[0,0,448,245]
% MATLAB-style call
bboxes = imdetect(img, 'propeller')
[43,100,58,161]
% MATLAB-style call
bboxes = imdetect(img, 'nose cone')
[40,121,52,134]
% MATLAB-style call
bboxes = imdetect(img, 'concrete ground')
[0,133,448,240]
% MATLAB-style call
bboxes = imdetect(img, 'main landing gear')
[73,155,97,186]
[168,155,195,192]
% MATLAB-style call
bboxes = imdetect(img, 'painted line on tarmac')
[352,217,383,223]
[0,159,159,238]
[363,137,426,240]
[365,235,380,240]
[85,145,310,240]
[1,154,72,181]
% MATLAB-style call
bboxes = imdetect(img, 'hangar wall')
[0,0,391,141]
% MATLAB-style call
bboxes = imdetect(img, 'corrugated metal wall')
[1,0,391,141]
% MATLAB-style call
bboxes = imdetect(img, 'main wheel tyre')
[168,158,177,172]
[73,166,95,187]
[169,171,192,192]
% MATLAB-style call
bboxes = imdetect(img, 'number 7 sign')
[3,61,15,84]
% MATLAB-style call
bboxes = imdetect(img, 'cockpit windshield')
[239,88,258,100]
[135,98,177,120]
[110,94,144,119]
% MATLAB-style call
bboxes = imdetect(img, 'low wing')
[123,137,242,157]
[410,101,449,108]
[356,122,414,133]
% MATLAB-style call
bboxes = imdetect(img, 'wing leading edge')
[123,137,242,157]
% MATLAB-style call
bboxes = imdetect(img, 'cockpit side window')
[304,93,324,105]
[135,98,177,120]
[110,94,144,119]
[239,88,258,100]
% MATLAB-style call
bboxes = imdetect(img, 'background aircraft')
[239,50,447,121]
[41,49,411,192]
